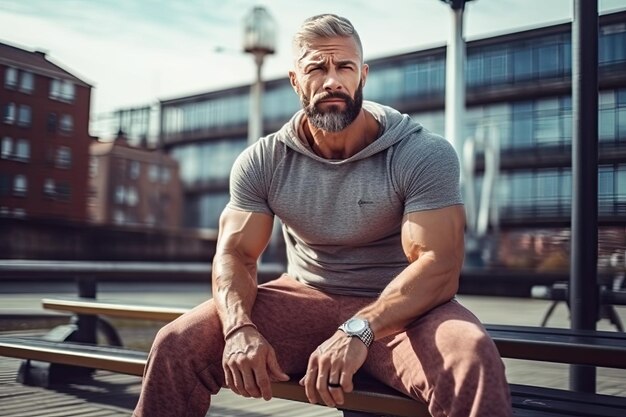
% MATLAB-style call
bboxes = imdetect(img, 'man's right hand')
[222,325,290,400]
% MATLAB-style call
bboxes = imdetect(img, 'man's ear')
[288,71,300,94]
[361,63,369,88]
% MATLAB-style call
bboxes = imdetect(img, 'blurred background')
[0,0,625,279]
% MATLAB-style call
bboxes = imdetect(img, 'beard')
[300,81,363,132]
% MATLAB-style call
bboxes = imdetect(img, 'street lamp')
[243,6,276,145]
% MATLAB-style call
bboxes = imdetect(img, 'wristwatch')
[338,317,374,348]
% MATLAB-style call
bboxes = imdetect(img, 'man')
[134,14,512,417]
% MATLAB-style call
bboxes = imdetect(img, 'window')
[17,105,32,127]
[3,102,15,124]
[60,114,73,134]
[13,175,27,196]
[19,71,34,93]
[15,139,30,161]
[148,164,159,182]
[55,147,72,168]
[4,67,18,89]
[126,186,138,207]
[44,178,55,197]
[56,181,71,200]
[0,174,10,196]
[115,185,125,205]
[161,167,171,184]
[62,82,75,101]
[50,79,75,102]
[47,113,57,133]
[129,161,140,179]
[1,137,12,158]
[0,137,28,161]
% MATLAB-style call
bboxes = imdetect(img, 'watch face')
[345,318,366,333]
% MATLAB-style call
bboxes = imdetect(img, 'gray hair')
[292,14,363,63]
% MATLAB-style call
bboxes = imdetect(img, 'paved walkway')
[0,282,625,416]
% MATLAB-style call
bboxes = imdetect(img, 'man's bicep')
[401,205,465,267]
[217,207,274,262]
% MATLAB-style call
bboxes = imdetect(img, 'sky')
[1,0,625,125]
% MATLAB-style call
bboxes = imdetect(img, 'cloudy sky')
[1,0,624,121]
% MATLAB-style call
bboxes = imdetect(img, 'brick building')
[0,41,92,222]
[89,131,182,229]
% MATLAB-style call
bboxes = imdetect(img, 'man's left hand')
[299,330,368,407]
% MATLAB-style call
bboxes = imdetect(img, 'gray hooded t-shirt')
[227,101,462,297]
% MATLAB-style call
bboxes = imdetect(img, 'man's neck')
[302,110,380,159]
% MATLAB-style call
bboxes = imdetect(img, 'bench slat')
[41,298,626,369]
[2,337,626,417]
[0,338,146,376]
[42,298,187,322]
[0,337,428,417]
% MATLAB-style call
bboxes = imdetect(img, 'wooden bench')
[2,297,626,417]
[1,336,626,417]
[40,297,626,369]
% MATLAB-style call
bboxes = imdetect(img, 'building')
[0,41,93,222]
[110,11,626,269]
[89,131,182,229]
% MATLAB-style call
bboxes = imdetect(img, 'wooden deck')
[0,355,340,417]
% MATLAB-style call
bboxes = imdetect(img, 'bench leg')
[540,301,560,327]
[17,323,95,387]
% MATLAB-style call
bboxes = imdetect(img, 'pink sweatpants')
[133,275,512,417]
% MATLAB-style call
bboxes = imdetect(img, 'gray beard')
[307,110,354,132]
[300,82,363,133]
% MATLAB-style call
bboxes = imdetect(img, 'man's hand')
[299,331,368,407]
[222,326,289,400]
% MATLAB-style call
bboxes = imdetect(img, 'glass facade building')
[159,10,626,267]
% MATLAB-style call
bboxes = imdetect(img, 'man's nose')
[323,69,343,92]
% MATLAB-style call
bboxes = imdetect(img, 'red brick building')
[89,132,182,230]
[0,41,92,222]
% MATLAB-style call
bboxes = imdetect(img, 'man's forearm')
[356,256,460,340]
[212,251,259,337]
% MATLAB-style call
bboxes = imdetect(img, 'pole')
[444,6,466,177]
[570,0,599,393]
[248,54,264,145]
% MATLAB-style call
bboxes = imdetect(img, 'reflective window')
[13,175,27,196]
[55,147,72,168]
[402,57,445,98]
[263,84,300,123]
[4,67,17,88]
[171,137,247,186]
[17,105,31,127]
[15,139,29,161]
[1,137,12,158]
[19,71,34,93]
[185,192,230,229]
[600,23,626,66]
[129,161,141,180]
[365,65,405,103]
[3,102,15,124]
[60,114,73,134]
[50,79,75,102]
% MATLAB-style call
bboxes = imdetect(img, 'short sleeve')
[393,133,463,215]
[227,144,274,216]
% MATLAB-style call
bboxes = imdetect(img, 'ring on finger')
[328,382,341,388]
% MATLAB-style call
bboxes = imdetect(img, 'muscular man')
[133,13,512,417]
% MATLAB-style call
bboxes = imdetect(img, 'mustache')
[313,91,353,105]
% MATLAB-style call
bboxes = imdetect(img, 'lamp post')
[439,0,474,174]
[243,6,276,145]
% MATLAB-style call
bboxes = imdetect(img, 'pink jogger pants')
[133,275,512,417]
